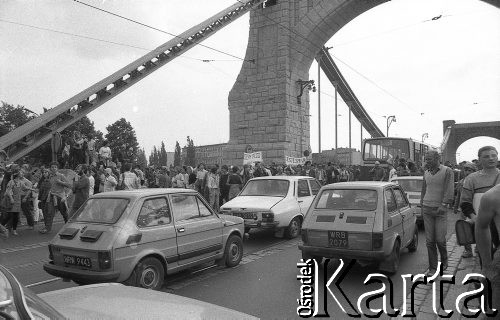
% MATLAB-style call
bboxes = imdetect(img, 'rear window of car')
[315,189,378,211]
[240,179,289,197]
[73,198,129,224]
[393,179,423,192]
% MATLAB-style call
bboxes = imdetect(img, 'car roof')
[322,181,396,190]
[250,176,314,181]
[391,176,423,180]
[91,188,198,200]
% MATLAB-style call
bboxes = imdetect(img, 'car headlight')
[261,212,274,222]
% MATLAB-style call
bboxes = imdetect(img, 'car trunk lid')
[306,209,376,251]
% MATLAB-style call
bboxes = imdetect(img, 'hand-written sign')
[243,152,263,165]
[285,156,306,166]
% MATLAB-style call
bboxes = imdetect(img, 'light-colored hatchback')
[44,189,244,290]
[391,176,423,225]
[220,176,322,238]
[299,182,418,274]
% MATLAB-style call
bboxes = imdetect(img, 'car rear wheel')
[134,257,164,290]
[285,217,301,239]
[385,241,401,275]
[407,228,418,253]
[224,235,243,267]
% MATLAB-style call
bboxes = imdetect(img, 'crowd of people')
[0,141,499,311]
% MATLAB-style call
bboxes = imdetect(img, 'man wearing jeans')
[421,150,455,276]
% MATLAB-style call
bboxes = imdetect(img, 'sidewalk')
[402,236,491,320]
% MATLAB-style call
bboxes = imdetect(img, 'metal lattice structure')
[0,0,266,163]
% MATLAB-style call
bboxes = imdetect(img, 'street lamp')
[422,133,429,142]
[385,115,396,137]
[296,79,316,105]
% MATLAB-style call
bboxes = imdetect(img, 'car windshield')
[240,179,289,197]
[315,189,378,211]
[73,198,129,224]
[393,179,423,192]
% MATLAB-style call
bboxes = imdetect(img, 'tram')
[359,137,436,181]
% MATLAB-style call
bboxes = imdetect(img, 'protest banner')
[244,151,263,165]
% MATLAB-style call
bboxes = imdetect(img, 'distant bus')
[359,137,435,181]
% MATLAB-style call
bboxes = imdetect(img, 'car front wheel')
[134,257,164,290]
[224,235,243,267]
[285,217,301,239]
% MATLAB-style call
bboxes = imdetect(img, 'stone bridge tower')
[223,0,387,165]
[223,0,499,165]
[441,120,500,164]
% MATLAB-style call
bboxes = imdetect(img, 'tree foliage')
[136,148,147,168]
[105,118,139,164]
[159,141,168,167]
[174,141,181,167]
[0,101,37,137]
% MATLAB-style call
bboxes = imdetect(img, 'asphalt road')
[1,211,459,319]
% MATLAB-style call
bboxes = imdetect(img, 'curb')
[398,234,466,319]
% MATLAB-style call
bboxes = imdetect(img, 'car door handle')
[177,227,185,233]
[298,200,303,203]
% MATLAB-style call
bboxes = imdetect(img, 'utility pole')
[335,84,338,149]
[348,103,352,165]
[318,62,321,153]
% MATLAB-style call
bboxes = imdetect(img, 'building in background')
[182,143,227,166]
[312,148,361,166]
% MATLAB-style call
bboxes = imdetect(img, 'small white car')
[391,176,423,225]
[220,176,322,238]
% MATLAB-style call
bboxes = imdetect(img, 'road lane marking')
[6,259,49,270]
[1,241,49,254]
[26,277,61,288]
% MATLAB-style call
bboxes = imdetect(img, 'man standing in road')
[460,146,500,266]
[420,150,455,276]
[103,168,117,192]
[39,162,71,234]
[71,165,89,218]
[453,162,477,258]
[476,184,500,314]
[370,161,386,181]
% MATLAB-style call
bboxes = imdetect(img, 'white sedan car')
[220,176,321,238]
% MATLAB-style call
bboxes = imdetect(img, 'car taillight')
[48,244,54,261]
[301,229,308,243]
[98,251,112,270]
[262,212,274,222]
[372,233,383,250]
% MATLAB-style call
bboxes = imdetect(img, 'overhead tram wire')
[71,0,253,63]
[249,2,444,125]
[0,19,242,63]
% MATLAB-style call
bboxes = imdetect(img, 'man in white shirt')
[103,168,117,192]
[87,169,95,196]
[388,162,397,181]
[98,140,112,167]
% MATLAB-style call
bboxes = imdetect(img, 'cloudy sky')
[1,0,499,162]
